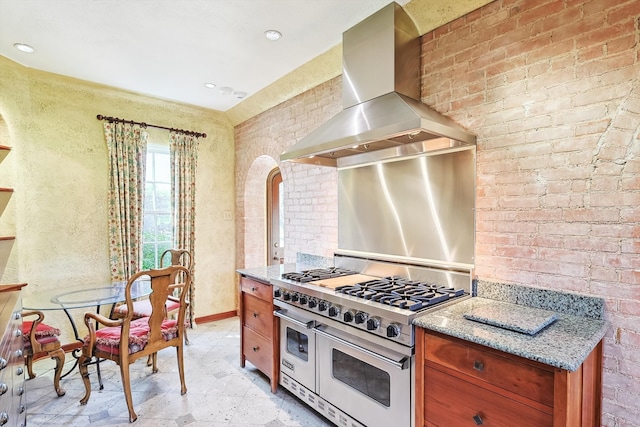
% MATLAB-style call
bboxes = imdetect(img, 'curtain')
[169,132,199,328]
[105,122,148,282]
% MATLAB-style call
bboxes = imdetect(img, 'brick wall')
[235,79,341,268]
[421,0,639,425]
[235,0,639,424]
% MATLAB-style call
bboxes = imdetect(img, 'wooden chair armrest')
[82,312,123,357]
[22,310,46,351]
[84,312,123,328]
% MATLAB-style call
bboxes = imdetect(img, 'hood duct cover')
[281,2,476,168]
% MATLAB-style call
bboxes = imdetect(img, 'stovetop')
[335,276,465,312]
[281,267,358,282]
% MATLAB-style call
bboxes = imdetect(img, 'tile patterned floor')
[25,317,331,427]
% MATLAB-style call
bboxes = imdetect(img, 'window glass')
[142,144,172,269]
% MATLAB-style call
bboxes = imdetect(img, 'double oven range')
[272,255,472,427]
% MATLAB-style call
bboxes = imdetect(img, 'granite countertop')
[414,296,608,372]
[237,262,319,283]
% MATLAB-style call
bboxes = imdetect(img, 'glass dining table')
[22,278,152,382]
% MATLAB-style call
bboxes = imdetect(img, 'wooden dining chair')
[78,265,191,423]
[22,310,66,397]
[112,249,192,343]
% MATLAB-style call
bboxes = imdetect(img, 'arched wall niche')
[242,155,278,268]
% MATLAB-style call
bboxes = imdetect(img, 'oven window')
[331,349,391,407]
[285,327,309,361]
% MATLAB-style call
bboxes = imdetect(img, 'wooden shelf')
[0,145,10,151]
[0,188,13,193]
[0,237,15,241]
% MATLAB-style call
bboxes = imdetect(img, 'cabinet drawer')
[242,326,273,375]
[424,366,552,427]
[243,294,272,338]
[424,332,554,407]
[241,277,272,301]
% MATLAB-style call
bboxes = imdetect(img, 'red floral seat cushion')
[22,321,61,350]
[87,317,179,355]
[114,299,181,318]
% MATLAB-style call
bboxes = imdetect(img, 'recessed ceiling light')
[218,86,233,95]
[14,43,35,53]
[204,83,216,89]
[233,91,247,99]
[264,30,282,41]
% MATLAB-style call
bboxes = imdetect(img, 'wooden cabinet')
[0,289,26,427]
[415,328,603,427]
[239,276,279,393]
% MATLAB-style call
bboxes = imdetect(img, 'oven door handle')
[314,327,409,370]
[274,310,315,329]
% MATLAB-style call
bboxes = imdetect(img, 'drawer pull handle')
[0,383,7,395]
[0,412,7,425]
[253,312,259,318]
[16,367,24,376]
[251,287,257,292]
[473,360,484,372]
[473,414,484,425]
[0,358,6,370]
[252,346,259,352]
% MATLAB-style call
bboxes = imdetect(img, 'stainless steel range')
[273,255,472,427]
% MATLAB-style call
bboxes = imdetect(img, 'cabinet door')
[242,327,272,375]
[425,332,554,407]
[243,294,271,338]
[241,277,272,301]
[424,366,552,427]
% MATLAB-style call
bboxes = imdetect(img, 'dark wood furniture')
[415,328,603,427]
[0,286,27,427]
[239,275,279,393]
[79,266,191,423]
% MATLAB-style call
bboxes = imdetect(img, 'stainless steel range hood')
[280,2,476,168]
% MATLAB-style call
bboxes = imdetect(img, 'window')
[142,144,172,269]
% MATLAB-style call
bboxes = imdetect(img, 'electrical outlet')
[223,210,232,220]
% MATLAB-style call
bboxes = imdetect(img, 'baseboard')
[195,310,238,324]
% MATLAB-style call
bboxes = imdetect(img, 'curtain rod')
[96,114,206,138]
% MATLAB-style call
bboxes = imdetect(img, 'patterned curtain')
[169,132,199,328]
[105,122,148,282]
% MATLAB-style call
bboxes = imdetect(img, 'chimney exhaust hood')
[280,2,476,168]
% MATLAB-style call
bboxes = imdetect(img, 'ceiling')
[0,0,412,112]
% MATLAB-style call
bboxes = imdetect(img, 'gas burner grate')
[281,267,357,283]
[335,276,466,311]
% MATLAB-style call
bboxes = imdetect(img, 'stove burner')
[282,267,357,283]
[335,276,465,312]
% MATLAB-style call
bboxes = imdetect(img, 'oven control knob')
[343,310,356,322]
[354,312,368,324]
[328,306,340,317]
[308,298,318,309]
[366,316,381,331]
[387,323,401,338]
[273,288,282,298]
[291,293,299,302]
[283,292,291,301]
[299,295,308,305]
[318,301,329,312]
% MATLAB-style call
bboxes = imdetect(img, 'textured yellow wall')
[0,56,236,333]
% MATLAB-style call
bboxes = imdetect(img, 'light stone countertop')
[236,262,324,284]
[414,282,609,372]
